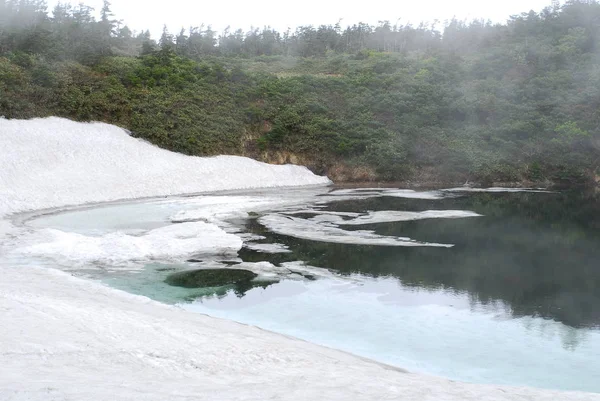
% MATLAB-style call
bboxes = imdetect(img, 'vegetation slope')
[1,0,600,185]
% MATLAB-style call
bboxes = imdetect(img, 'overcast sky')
[47,0,556,38]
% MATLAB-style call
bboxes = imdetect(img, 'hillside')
[1,0,600,185]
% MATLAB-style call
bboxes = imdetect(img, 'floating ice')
[258,214,454,247]
[237,233,267,241]
[170,260,328,280]
[244,242,292,254]
[306,210,482,225]
[0,117,330,217]
[443,187,553,193]
[280,261,350,280]
[260,208,480,245]
[284,209,361,217]
[15,222,242,266]
[381,189,447,199]
[317,188,446,203]
[324,189,386,197]
[169,196,289,223]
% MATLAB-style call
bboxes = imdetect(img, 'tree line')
[3,0,595,61]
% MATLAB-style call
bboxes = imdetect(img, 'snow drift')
[0,117,330,216]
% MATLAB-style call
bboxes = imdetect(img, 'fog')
[46,0,555,38]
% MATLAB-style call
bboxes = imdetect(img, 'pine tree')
[159,25,174,52]
[139,30,155,55]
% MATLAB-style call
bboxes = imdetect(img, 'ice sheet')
[169,196,288,223]
[14,222,242,266]
[244,242,292,253]
[320,188,446,201]
[169,260,329,280]
[258,214,454,247]
[443,187,553,193]
[306,210,482,225]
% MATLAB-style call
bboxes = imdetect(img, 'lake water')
[16,187,600,393]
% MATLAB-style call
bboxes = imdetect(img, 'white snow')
[15,222,242,267]
[259,213,455,247]
[0,117,330,217]
[0,117,597,400]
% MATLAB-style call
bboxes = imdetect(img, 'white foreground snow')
[1,118,598,400]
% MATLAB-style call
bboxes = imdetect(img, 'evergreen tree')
[139,30,155,55]
[159,25,174,52]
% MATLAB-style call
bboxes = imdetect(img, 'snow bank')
[0,117,330,216]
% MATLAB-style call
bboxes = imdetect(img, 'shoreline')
[2,188,598,397]
[3,192,600,400]
[3,261,599,400]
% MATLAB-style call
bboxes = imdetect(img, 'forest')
[1,0,599,185]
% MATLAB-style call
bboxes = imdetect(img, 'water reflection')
[243,190,600,329]
[185,277,600,392]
